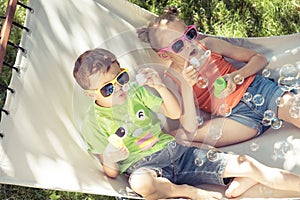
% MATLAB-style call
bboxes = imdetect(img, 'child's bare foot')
[225,177,258,198]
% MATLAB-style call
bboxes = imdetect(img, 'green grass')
[0,0,299,199]
[0,184,116,200]
[129,0,300,37]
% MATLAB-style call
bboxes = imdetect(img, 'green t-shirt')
[81,84,174,173]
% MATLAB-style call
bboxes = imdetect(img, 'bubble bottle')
[213,77,227,98]
[213,74,244,98]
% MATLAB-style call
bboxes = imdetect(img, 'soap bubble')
[196,115,204,126]
[278,77,293,86]
[289,107,300,118]
[280,85,292,92]
[273,140,292,159]
[207,149,220,162]
[250,142,259,152]
[203,50,211,58]
[279,64,298,78]
[194,158,204,166]
[209,125,222,141]
[263,110,275,120]
[277,77,298,91]
[135,73,146,85]
[271,117,283,129]
[218,104,232,117]
[243,92,252,102]
[275,96,285,107]
[262,68,271,77]
[294,78,300,90]
[293,95,300,109]
[296,61,300,70]
[291,48,299,55]
[259,184,273,197]
[293,101,300,110]
[189,50,211,70]
[122,82,139,97]
[262,118,272,126]
[233,74,244,85]
[196,76,209,88]
[270,56,277,62]
[122,83,131,92]
[252,94,264,106]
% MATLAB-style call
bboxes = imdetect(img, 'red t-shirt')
[164,41,255,115]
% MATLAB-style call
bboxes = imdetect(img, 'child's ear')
[157,51,170,60]
[84,91,97,100]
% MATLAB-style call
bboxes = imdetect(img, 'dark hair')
[137,6,180,51]
[73,48,116,90]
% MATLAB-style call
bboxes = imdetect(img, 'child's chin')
[113,94,127,105]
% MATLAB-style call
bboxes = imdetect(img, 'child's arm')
[203,37,267,97]
[96,144,129,178]
[139,68,181,119]
[178,63,199,133]
[203,37,267,79]
[156,85,181,119]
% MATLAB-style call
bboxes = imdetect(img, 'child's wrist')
[226,72,244,84]
[154,83,167,91]
[103,155,119,169]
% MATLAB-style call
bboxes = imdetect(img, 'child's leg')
[223,154,300,197]
[225,177,257,198]
[278,92,300,128]
[129,168,223,200]
[172,118,257,147]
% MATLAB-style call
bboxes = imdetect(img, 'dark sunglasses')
[159,25,198,54]
[85,68,129,98]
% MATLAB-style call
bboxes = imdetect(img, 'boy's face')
[88,61,128,107]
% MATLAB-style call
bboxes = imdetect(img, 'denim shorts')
[124,141,232,186]
[228,75,286,135]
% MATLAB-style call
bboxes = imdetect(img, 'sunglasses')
[86,68,129,98]
[159,25,198,54]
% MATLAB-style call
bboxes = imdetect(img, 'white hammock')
[1,0,300,199]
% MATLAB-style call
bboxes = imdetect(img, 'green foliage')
[0,0,299,199]
[129,0,300,37]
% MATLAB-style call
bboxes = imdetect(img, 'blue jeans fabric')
[228,75,286,135]
[125,141,231,186]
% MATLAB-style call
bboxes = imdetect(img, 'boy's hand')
[138,68,165,89]
[182,60,198,87]
[104,143,129,163]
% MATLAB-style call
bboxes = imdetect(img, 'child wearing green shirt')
[73,48,300,199]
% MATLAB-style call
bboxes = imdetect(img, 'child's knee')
[129,168,157,196]
[237,155,250,163]
[237,155,255,167]
[227,154,260,176]
[237,155,264,174]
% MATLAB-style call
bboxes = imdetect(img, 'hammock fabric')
[0,0,300,199]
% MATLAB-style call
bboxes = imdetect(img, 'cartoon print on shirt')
[136,109,146,120]
[135,131,158,151]
[107,125,128,148]
[134,104,150,122]
[113,103,157,151]
[115,126,127,138]
[132,127,143,137]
